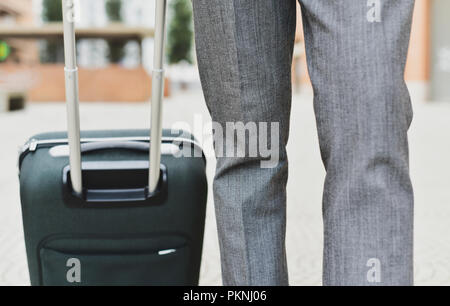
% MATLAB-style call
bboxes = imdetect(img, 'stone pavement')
[0,89,449,286]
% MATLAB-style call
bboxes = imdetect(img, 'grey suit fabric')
[192,0,415,286]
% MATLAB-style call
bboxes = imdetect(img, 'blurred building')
[0,0,38,65]
[32,0,155,69]
[430,0,450,101]
[0,0,165,102]
[1,0,448,102]
[405,0,431,101]
[293,0,449,102]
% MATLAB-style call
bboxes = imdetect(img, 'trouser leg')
[193,0,297,285]
[299,0,415,285]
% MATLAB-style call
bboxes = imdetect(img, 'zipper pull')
[158,249,176,256]
[28,139,38,152]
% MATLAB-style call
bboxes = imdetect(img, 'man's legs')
[193,0,296,285]
[299,0,415,285]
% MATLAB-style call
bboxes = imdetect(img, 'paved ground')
[1,88,450,286]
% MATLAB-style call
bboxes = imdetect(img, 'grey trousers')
[193,0,415,286]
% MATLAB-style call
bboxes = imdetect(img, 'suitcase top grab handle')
[62,0,167,195]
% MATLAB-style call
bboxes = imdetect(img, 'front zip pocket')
[38,236,191,286]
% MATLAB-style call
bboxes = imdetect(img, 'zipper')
[22,136,199,152]
[18,136,203,174]
[28,139,38,152]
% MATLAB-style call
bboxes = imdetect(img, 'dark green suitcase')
[18,0,207,286]
[19,130,207,286]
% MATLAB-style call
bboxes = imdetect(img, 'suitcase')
[18,0,207,286]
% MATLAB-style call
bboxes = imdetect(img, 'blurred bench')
[0,70,31,112]
[0,89,26,112]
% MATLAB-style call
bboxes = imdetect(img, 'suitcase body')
[19,129,207,286]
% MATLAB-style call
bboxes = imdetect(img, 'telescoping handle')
[62,0,168,196]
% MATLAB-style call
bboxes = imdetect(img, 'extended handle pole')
[62,0,166,195]
[62,0,82,195]
[149,0,167,193]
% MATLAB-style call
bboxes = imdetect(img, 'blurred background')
[0,0,449,286]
